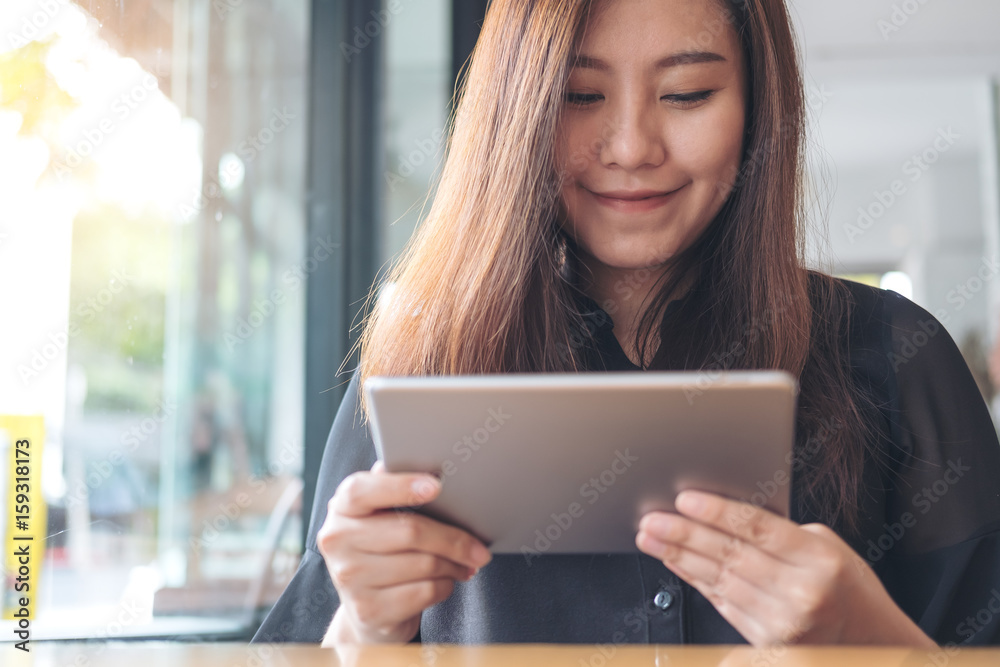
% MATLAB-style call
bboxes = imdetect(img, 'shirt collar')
[573,292,615,333]
[570,287,698,371]
[571,290,690,333]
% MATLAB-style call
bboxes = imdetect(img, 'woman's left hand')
[636,490,938,648]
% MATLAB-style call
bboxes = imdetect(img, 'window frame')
[300,0,491,544]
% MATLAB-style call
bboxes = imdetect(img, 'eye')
[662,90,715,107]
[565,92,604,107]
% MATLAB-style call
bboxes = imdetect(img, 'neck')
[575,252,691,367]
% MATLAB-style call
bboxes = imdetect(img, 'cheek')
[673,106,746,181]
[557,117,606,177]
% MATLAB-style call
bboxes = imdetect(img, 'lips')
[586,185,684,213]
[592,189,673,201]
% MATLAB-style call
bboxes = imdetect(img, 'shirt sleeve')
[877,290,1000,646]
[252,366,381,644]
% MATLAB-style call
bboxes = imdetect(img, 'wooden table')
[6,643,1000,666]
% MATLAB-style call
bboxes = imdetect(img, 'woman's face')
[555,0,748,272]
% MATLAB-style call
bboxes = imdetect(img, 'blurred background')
[0,0,997,641]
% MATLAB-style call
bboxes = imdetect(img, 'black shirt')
[253,277,1000,646]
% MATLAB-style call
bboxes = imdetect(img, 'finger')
[672,490,808,562]
[329,551,474,591]
[640,539,783,647]
[637,531,790,625]
[332,470,441,517]
[637,512,787,596]
[683,574,776,647]
[371,459,385,473]
[689,571,814,648]
[340,512,492,570]
[350,578,457,631]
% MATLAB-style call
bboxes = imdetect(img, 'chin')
[573,229,684,272]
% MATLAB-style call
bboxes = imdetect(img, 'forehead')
[576,0,741,67]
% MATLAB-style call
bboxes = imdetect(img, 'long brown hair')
[355,0,875,534]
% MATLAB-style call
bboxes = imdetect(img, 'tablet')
[364,371,798,555]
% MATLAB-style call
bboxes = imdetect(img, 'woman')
[254,0,1000,648]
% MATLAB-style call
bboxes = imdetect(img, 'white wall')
[793,1,1000,355]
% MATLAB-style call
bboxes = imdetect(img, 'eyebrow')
[572,51,727,71]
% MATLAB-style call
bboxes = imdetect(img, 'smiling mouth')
[586,186,684,212]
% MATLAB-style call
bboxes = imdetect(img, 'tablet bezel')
[364,371,798,554]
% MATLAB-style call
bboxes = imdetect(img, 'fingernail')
[412,478,438,500]
[463,567,478,581]
[647,515,675,538]
[470,542,492,567]
[636,532,658,554]
[677,491,705,515]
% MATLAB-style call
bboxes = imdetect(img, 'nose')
[598,97,666,171]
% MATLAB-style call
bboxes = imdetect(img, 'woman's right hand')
[318,460,493,645]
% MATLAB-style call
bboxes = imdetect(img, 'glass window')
[382,0,452,265]
[803,76,1000,415]
[0,0,308,639]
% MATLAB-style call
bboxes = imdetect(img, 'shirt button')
[653,590,674,611]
